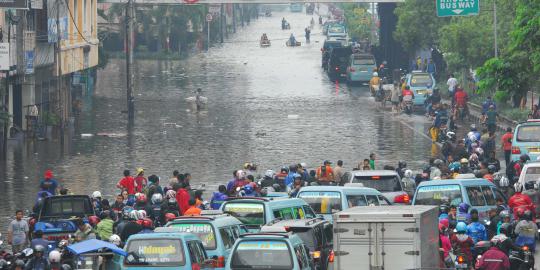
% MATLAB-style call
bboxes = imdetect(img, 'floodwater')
[0,9,437,228]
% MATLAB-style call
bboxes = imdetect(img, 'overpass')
[102,0,403,4]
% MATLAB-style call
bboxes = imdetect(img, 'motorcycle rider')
[210,185,228,210]
[459,158,473,174]
[161,189,180,217]
[288,34,297,46]
[401,169,416,197]
[474,234,510,270]
[288,174,305,197]
[453,86,468,119]
[451,222,474,267]
[457,202,471,224]
[149,193,163,226]
[369,72,381,95]
[508,182,535,220]
[260,33,269,43]
[24,245,50,270]
[514,210,538,251]
[402,86,414,113]
[316,161,334,184]
[304,27,311,43]
[467,209,488,259]
[430,159,444,179]
[396,161,407,178]
[260,170,276,188]
[96,210,114,241]
[281,18,287,29]
[120,211,142,242]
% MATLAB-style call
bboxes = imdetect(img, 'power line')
[62,0,99,45]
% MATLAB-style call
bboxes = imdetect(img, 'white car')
[347,170,410,204]
[518,161,540,189]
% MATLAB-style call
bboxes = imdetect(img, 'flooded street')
[0,10,436,226]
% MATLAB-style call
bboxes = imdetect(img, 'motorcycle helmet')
[475,148,484,156]
[300,162,308,169]
[141,218,153,229]
[164,213,176,223]
[487,165,496,174]
[514,182,523,193]
[373,72,378,77]
[523,210,533,221]
[49,250,61,263]
[499,222,511,235]
[92,191,102,199]
[236,170,247,179]
[122,207,134,219]
[58,239,69,249]
[136,194,147,203]
[15,259,25,267]
[404,169,413,178]
[499,175,510,187]
[109,234,121,246]
[449,162,461,172]
[126,196,136,206]
[446,131,455,139]
[129,210,139,220]
[137,210,147,220]
[398,160,407,168]
[422,164,431,173]
[293,173,302,179]
[61,264,72,270]
[165,190,176,199]
[34,245,45,255]
[458,202,470,213]
[280,166,289,173]
[433,159,444,167]
[265,170,275,178]
[151,193,163,205]
[490,234,507,247]
[88,216,100,227]
[439,204,449,214]
[460,158,469,164]
[243,184,254,194]
[520,154,530,162]
[456,222,467,233]
[470,124,477,131]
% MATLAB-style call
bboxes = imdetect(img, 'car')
[347,53,377,83]
[121,231,214,270]
[326,24,347,39]
[511,119,540,161]
[347,170,409,204]
[405,71,436,107]
[261,218,333,270]
[296,186,391,221]
[220,197,316,232]
[412,178,506,223]
[225,232,315,270]
[30,195,96,242]
[322,20,343,36]
[516,161,540,217]
[321,40,343,68]
[326,47,353,80]
[161,212,246,269]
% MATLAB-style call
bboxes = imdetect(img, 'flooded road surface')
[0,10,436,226]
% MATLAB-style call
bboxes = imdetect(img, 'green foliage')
[510,0,540,73]
[340,4,372,41]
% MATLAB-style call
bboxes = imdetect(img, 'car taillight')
[215,256,225,267]
[457,255,464,264]
[335,67,339,71]
[192,263,200,270]
[394,194,410,204]
[328,250,335,262]
[512,146,521,154]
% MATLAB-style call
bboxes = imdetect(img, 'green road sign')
[437,0,479,17]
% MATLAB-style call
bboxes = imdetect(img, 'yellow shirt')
[370,77,381,86]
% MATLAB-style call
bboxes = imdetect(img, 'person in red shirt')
[176,183,190,215]
[117,170,136,195]
[402,85,414,98]
[509,182,535,220]
[474,235,510,270]
[501,127,513,166]
[133,168,147,193]
[454,87,468,108]
[450,222,474,266]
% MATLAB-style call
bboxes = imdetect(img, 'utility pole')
[2,15,11,159]
[207,16,210,51]
[220,4,224,43]
[232,4,236,33]
[493,0,498,58]
[54,0,64,144]
[125,0,134,122]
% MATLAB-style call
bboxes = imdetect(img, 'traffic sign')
[206,13,213,22]
[437,0,479,17]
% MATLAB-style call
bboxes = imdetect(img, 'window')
[366,195,380,206]
[493,188,506,204]
[169,223,216,249]
[516,125,540,142]
[466,186,486,206]
[292,206,305,219]
[323,224,333,246]
[481,186,496,205]
[219,228,235,249]
[378,195,391,205]
[346,195,367,207]
[125,239,185,266]
[83,0,88,33]
[302,206,316,218]
[274,207,294,220]
[187,241,206,265]
[231,240,293,269]
[352,175,403,192]
[410,73,433,87]
[298,191,342,214]
[414,185,463,206]
[223,202,265,225]
[73,0,78,29]
[294,245,309,269]
[295,229,317,250]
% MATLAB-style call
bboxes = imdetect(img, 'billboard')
[0,43,10,71]
[0,0,28,8]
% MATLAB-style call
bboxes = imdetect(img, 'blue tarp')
[67,239,127,257]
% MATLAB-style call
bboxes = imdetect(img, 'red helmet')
[141,218,153,229]
[88,216,100,227]
[164,213,176,222]
[137,194,147,203]
[136,219,144,226]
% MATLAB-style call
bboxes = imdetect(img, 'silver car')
[347,170,410,204]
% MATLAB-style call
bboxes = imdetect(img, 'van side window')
[466,186,486,206]
[366,195,380,206]
[346,195,367,207]
[302,206,316,218]
[231,226,240,239]
[274,208,294,220]
[323,224,333,245]
[377,195,390,205]
[294,245,308,269]
[187,241,206,264]
[492,188,507,203]
[292,206,305,219]
[481,186,496,205]
[219,228,235,249]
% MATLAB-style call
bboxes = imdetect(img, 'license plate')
[527,147,540,153]
[416,89,428,95]
[455,264,468,269]
[340,73,347,77]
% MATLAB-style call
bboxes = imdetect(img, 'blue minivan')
[511,119,540,161]
[161,213,246,269]
[225,233,314,270]
[412,179,506,222]
[405,71,436,107]
[121,232,214,270]
[296,186,390,221]
[347,54,376,83]
[220,198,316,231]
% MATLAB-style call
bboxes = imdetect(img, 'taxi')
[511,119,540,161]
[405,71,436,107]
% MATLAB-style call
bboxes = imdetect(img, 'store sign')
[25,50,34,74]
[30,0,43,9]
[47,17,69,43]
[0,43,10,71]
[0,0,28,8]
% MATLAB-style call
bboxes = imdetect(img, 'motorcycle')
[509,245,534,270]
[260,39,271,47]
[403,95,414,115]
[286,40,301,47]
[282,22,291,30]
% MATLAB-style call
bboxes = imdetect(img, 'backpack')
[320,166,327,177]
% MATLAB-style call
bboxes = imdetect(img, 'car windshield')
[524,167,540,182]
[414,185,463,206]
[352,175,402,192]
[125,239,185,267]
[168,223,216,250]
[410,74,433,87]
[41,197,94,217]
[517,125,540,142]
[298,191,342,214]
[353,57,375,65]
[223,202,265,225]
[324,42,342,50]
[231,240,292,270]
[295,230,317,250]
[328,26,345,33]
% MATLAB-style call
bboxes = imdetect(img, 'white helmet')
[151,193,163,204]
[92,191,102,199]
[514,182,523,193]
[49,250,61,263]
[373,72,378,77]
[165,190,176,199]
[446,131,455,139]
[137,210,147,220]
[265,170,275,178]
[499,176,509,187]
[109,234,121,246]
[404,169,413,178]
[300,162,308,168]
[468,133,477,143]
[129,210,139,220]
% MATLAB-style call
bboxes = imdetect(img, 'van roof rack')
[172,216,215,221]
[240,232,290,238]
[225,197,272,202]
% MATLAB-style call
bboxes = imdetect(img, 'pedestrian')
[30,230,49,250]
[416,56,422,71]
[482,105,499,134]
[183,199,202,216]
[482,96,496,115]
[426,58,436,75]
[369,153,376,170]
[501,127,513,166]
[96,211,114,241]
[333,160,344,183]
[316,161,334,183]
[74,218,96,242]
[210,185,228,210]
[40,170,58,195]
[362,159,371,170]
[391,82,400,113]
[134,168,147,193]
[146,174,163,199]
[116,170,136,195]
[532,104,540,119]
[7,210,29,254]
[446,74,458,98]
[175,182,190,215]
[168,170,179,188]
